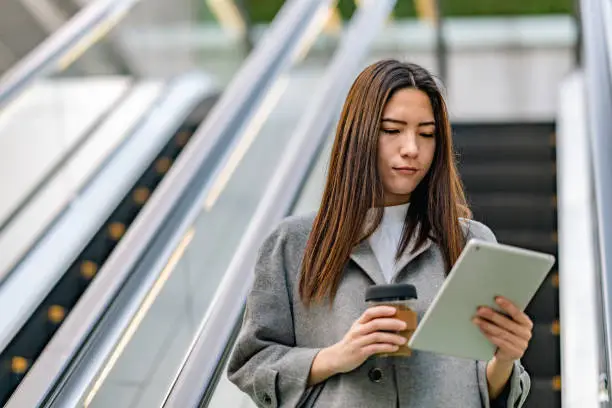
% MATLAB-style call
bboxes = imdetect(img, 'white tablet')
[407,239,556,361]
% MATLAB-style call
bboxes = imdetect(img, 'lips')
[392,166,419,176]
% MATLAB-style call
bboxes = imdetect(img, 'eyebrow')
[381,118,436,127]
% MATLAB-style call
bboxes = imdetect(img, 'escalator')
[4,0,608,407]
[0,46,223,403]
[454,122,560,407]
[0,93,217,405]
[0,0,336,407]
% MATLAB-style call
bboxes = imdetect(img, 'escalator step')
[454,121,559,407]
[460,163,556,194]
[453,124,555,164]
[495,230,558,256]
[522,323,560,378]
[470,194,556,231]
[453,122,555,145]
[525,271,559,322]
[456,147,555,165]
[523,377,561,408]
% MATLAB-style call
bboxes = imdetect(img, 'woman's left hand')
[472,296,533,363]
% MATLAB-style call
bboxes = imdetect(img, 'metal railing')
[4,1,335,407]
[557,72,606,406]
[581,0,612,397]
[0,0,140,109]
[558,0,612,405]
[160,0,396,405]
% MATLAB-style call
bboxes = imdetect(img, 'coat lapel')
[349,236,435,285]
[394,237,433,281]
[349,239,387,285]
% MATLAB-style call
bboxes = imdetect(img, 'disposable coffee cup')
[365,283,418,357]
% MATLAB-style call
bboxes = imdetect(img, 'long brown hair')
[298,59,471,307]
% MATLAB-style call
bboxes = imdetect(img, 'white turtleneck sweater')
[367,202,414,283]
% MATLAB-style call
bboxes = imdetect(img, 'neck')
[383,195,411,207]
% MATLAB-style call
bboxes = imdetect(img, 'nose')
[399,133,418,158]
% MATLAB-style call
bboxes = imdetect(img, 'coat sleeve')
[463,219,532,408]
[226,221,321,408]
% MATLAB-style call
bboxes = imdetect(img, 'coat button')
[368,367,383,383]
[262,393,272,405]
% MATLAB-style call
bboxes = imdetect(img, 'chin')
[388,184,417,197]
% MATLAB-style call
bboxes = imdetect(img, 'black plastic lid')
[365,284,418,301]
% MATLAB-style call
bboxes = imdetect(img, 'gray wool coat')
[227,212,531,408]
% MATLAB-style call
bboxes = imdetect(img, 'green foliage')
[243,0,574,23]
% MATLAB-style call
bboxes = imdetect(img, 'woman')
[227,60,532,407]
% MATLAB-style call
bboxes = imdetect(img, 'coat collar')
[349,236,433,285]
[349,239,386,285]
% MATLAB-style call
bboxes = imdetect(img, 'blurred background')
[0,0,609,407]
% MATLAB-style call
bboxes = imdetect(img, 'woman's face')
[377,88,436,206]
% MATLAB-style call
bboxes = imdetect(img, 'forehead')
[382,88,434,121]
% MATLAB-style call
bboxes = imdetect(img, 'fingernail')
[472,317,479,325]
[495,296,504,304]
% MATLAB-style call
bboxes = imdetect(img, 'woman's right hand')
[309,306,408,385]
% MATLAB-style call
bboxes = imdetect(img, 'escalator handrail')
[4,1,334,407]
[580,0,612,392]
[0,0,140,109]
[161,1,397,406]
[556,72,604,406]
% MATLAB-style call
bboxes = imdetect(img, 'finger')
[475,317,529,350]
[362,343,400,357]
[358,306,398,324]
[495,297,533,329]
[356,332,407,348]
[483,331,524,359]
[476,308,531,340]
[359,318,407,335]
